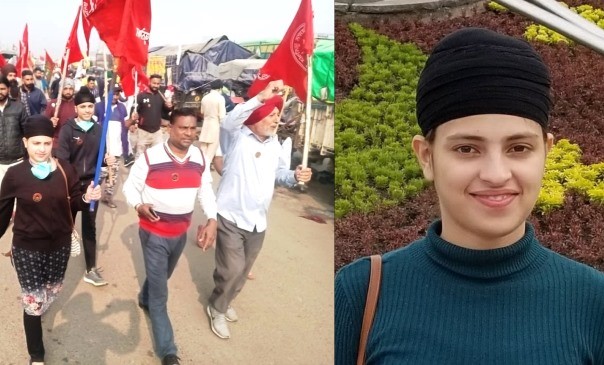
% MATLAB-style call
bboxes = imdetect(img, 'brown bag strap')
[55,159,69,198]
[357,254,382,365]
[54,159,75,228]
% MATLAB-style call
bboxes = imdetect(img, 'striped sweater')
[122,142,217,237]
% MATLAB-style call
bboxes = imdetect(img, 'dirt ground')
[0,165,334,364]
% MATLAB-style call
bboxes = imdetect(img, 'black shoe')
[162,354,180,365]
[124,156,135,167]
[138,301,149,312]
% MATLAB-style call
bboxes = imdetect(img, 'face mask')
[77,120,94,131]
[31,161,51,180]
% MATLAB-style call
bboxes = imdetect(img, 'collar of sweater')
[423,220,547,280]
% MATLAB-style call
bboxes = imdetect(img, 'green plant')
[487,1,509,12]
[524,3,604,44]
[335,23,428,218]
[536,139,604,213]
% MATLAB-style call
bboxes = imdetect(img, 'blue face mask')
[76,120,94,131]
[31,161,52,180]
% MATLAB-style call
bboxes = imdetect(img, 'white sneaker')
[206,305,230,339]
[225,305,238,322]
[83,268,108,286]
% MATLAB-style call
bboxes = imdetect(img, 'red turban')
[244,95,284,126]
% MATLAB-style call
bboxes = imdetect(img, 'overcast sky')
[1,0,334,61]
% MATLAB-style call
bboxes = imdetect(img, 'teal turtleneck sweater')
[335,221,604,365]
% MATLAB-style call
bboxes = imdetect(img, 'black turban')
[74,89,96,105]
[24,115,54,138]
[416,27,551,135]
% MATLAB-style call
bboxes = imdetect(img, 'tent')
[147,35,256,90]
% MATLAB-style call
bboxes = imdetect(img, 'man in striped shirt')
[122,108,217,365]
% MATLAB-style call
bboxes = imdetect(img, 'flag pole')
[53,49,71,119]
[103,45,109,103]
[102,43,115,187]
[297,54,313,192]
[134,69,139,109]
[89,77,115,212]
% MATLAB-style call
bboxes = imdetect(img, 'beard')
[0,94,7,102]
[24,83,34,91]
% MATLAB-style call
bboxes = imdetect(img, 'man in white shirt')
[206,80,312,339]
[199,79,226,166]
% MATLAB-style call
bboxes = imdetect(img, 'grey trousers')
[209,215,265,313]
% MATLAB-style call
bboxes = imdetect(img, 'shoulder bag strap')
[357,254,383,365]
[54,159,75,229]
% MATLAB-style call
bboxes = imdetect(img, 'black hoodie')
[55,118,102,184]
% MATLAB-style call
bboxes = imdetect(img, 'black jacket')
[136,91,171,133]
[0,99,27,164]
[55,119,103,183]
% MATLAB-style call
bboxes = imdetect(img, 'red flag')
[112,0,151,98]
[16,24,29,76]
[117,60,149,97]
[44,50,56,83]
[0,54,6,68]
[61,7,85,70]
[247,0,314,101]
[44,50,55,67]
[115,0,152,67]
[81,1,94,54]
[85,0,152,97]
[83,0,127,55]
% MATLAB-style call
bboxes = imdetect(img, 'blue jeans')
[138,228,186,358]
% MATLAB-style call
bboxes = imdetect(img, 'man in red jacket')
[44,78,77,152]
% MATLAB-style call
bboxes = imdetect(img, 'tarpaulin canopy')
[147,36,255,91]
[176,38,254,91]
[217,58,266,96]
[312,39,334,103]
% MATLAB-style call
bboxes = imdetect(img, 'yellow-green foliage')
[536,139,604,213]
[524,4,604,44]
[335,24,428,218]
[487,2,508,13]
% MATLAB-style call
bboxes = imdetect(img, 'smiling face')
[248,106,280,140]
[23,135,53,163]
[412,114,554,249]
[75,102,95,121]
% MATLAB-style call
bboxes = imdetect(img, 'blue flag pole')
[89,86,114,212]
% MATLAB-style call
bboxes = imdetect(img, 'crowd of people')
[0,62,312,365]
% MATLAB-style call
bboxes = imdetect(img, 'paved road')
[0,164,334,364]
